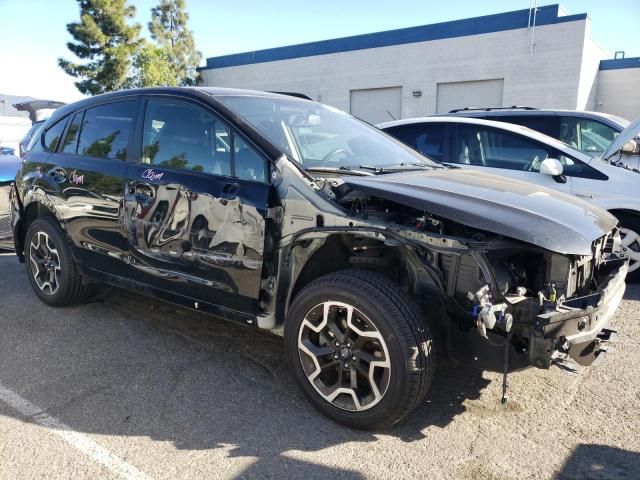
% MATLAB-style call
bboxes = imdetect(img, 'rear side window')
[384,124,445,161]
[142,99,267,182]
[77,101,136,160]
[61,112,84,155]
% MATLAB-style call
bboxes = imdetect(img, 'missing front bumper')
[529,261,628,369]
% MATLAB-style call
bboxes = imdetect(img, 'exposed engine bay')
[302,173,628,401]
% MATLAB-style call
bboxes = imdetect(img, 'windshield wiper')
[358,163,439,174]
[304,166,374,176]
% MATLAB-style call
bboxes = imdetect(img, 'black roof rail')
[268,91,313,100]
[448,106,539,113]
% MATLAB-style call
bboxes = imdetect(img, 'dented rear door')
[123,96,270,315]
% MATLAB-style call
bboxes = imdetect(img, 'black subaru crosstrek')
[9,88,628,429]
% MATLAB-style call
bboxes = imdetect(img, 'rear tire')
[616,213,640,283]
[25,217,91,306]
[285,270,435,430]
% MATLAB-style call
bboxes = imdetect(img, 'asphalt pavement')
[0,253,639,479]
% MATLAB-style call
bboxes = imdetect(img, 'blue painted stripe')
[200,4,587,71]
[599,57,640,70]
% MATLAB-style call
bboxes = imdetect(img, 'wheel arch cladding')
[16,201,61,257]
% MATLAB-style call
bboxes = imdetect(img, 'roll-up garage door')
[436,79,504,114]
[350,87,402,124]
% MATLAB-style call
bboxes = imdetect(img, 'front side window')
[141,99,266,182]
[455,125,549,171]
[77,101,136,160]
[234,136,266,182]
[454,124,606,179]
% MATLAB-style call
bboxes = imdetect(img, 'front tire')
[25,217,91,306]
[285,270,435,430]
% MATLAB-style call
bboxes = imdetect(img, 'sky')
[0,0,638,102]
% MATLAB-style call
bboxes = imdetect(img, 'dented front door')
[124,165,270,314]
[123,97,270,314]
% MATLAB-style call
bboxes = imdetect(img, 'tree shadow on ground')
[557,444,640,480]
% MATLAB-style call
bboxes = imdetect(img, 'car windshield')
[216,95,442,171]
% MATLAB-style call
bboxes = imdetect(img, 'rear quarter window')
[35,118,69,153]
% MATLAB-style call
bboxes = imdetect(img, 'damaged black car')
[9,88,628,429]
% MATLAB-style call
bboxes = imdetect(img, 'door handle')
[221,183,239,198]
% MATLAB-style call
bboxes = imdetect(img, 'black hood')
[343,168,617,256]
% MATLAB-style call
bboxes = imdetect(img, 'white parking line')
[0,382,151,480]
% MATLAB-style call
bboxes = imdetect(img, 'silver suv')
[446,107,640,171]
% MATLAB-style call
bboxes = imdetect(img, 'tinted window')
[384,124,445,161]
[142,99,267,182]
[43,118,68,152]
[61,111,83,154]
[77,101,136,160]
[455,125,549,170]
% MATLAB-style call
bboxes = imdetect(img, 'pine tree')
[130,43,178,88]
[148,0,202,85]
[59,0,142,95]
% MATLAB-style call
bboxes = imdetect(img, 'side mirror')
[539,158,566,184]
[540,158,564,176]
[621,140,640,155]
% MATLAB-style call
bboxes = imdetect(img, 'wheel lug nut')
[335,341,340,347]
[344,362,350,368]
[333,354,338,360]
[346,342,352,348]
[352,355,357,361]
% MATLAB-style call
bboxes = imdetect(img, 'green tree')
[148,0,202,85]
[59,0,143,95]
[130,43,179,87]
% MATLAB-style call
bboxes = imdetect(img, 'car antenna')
[386,110,397,121]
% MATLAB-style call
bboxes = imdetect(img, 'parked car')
[444,107,640,170]
[379,115,640,281]
[0,153,21,250]
[11,88,627,429]
[14,99,66,158]
[1,146,16,156]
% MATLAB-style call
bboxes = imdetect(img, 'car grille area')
[549,230,619,300]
